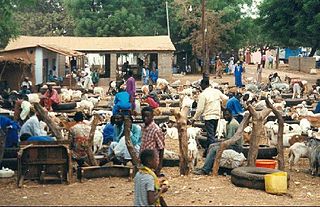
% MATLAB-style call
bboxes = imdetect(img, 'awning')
[39,44,85,57]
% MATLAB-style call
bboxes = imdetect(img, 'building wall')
[57,54,66,76]
[35,48,43,85]
[158,52,173,80]
[289,57,316,73]
[110,53,117,79]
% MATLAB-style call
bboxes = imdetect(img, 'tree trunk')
[86,114,99,166]
[212,113,251,176]
[124,116,139,166]
[265,99,284,170]
[173,107,190,175]
[276,47,280,70]
[247,105,271,167]
[308,46,317,57]
[34,103,64,140]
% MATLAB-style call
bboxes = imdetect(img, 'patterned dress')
[70,122,91,159]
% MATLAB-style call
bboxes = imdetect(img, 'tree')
[14,0,75,36]
[64,0,150,36]
[0,0,35,48]
[259,0,320,56]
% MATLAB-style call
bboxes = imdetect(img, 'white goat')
[188,138,199,170]
[93,87,104,97]
[288,142,309,170]
[93,125,104,154]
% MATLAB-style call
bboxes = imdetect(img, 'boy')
[134,149,168,206]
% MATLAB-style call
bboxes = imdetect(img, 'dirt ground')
[0,64,320,206]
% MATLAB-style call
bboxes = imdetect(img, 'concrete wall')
[57,54,66,76]
[35,48,43,85]
[158,52,173,81]
[110,53,117,79]
[289,57,316,73]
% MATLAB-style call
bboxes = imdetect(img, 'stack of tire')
[231,167,290,190]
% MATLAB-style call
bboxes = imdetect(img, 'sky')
[241,0,262,19]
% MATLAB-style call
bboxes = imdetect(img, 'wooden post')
[173,107,189,175]
[124,116,139,166]
[86,114,99,166]
[34,103,64,140]
[212,113,250,176]
[0,61,7,81]
[266,99,285,170]
[0,129,6,166]
[247,105,271,166]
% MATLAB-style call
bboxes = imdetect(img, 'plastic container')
[0,167,14,178]
[264,172,288,194]
[256,159,277,169]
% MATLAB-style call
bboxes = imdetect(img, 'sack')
[220,149,246,169]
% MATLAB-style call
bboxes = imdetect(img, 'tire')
[281,93,293,99]
[159,102,166,107]
[285,99,305,107]
[241,144,278,159]
[54,102,77,111]
[169,101,180,107]
[231,167,289,190]
[154,116,169,125]
[163,158,180,167]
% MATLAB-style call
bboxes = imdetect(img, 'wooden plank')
[22,159,68,165]
[79,165,132,180]
[34,103,64,140]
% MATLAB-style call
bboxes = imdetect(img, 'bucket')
[264,172,288,194]
[256,159,277,169]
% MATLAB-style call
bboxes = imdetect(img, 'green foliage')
[14,0,75,36]
[64,0,169,37]
[0,0,35,48]
[259,0,320,53]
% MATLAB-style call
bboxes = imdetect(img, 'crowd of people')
[1,55,320,206]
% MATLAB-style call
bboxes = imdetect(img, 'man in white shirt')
[191,79,229,156]
[20,77,32,91]
[19,109,47,139]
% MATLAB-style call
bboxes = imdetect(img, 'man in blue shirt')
[20,134,56,142]
[0,116,20,147]
[100,114,141,166]
[149,68,159,85]
[226,93,244,123]
[112,86,131,115]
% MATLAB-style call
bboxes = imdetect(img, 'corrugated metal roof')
[5,35,176,52]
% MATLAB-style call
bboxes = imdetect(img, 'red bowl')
[256,159,277,169]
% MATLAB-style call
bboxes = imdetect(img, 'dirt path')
[0,64,319,206]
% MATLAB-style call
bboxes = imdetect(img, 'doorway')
[104,54,111,78]
[43,58,49,83]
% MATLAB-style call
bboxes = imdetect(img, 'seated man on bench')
[112,85,131,116]
[100,114,141,166]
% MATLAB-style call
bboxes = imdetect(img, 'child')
[134,149,168,206]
